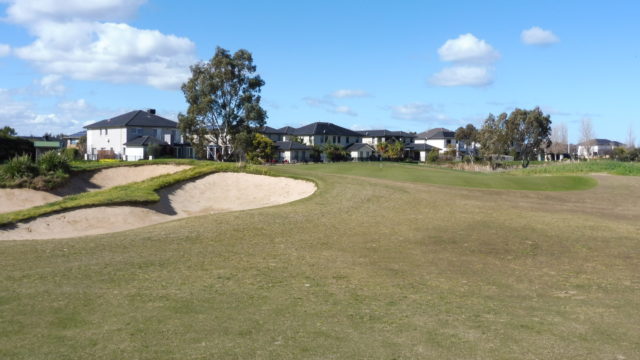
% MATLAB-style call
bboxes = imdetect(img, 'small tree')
[580,118,595,159]
[427,148,439,163]
[178,47,267,160]
[323,144,348,162]
[478,113,510,169]
[455,124,478,162]
[549,123,568,160]
[246,133,275,164]
[0,126,17,137]
[505,107,551,168]
[77,135,87,156]
[310,145,323,162]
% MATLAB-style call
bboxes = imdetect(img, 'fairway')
[1,164,639,359]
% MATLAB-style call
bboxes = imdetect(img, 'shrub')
[147,144,161,158]
[427,149,439,163]
[63,147,80,160]
[2,154,37,179]
[37,151,70,174]
[0,137,35,162]
[323,144,349,162]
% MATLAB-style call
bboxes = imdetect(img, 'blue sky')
[0,0,638,143]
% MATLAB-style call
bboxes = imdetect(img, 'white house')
[346,143,376,161]
[577,139,624,158]
[84,109,179,160]
[414,128,456,154]
[274,141,311,163]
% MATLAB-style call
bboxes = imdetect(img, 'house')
[274,141,311,163]
[33,140,63,160]
[346,143,376,161]
[358,130,416,146]
[414,128,456,154]
[260,122,364,162]
[577,139,624,158]
[404,143,438,162]
[62,131,86,149]
[84,109,180,161]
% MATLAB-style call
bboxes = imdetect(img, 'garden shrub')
[2,154,38,179]
[427,149,439,163]
[63,147,80,160]
[37,150,70,174]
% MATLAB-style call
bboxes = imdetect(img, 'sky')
[0,0,638,143]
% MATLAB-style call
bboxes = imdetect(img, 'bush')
[323,144,349,162]
[147,144,161,158]
[2,154,38,179]
[0,137,35,162]
[63,147,80,160]
[427,149,439,163]
[37,151,70,174]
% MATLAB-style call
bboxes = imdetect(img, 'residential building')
[358,130,416,146]
[62,131,86,149]
[84,109,180,160]
[346,143,376,161]
[414,128,456,154]
[577,139,624,158]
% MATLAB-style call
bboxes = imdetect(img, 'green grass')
[283,162,597,191]
[513,160,640,176]
[1,162,639,359]
[0,161,267,226]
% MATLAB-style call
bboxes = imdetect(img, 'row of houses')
[80,108,464,162]
[77,108,624,162]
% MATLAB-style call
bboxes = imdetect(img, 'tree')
[505,107,551,168]
[178,47,267,160]
[579,118,595,159]
[323,144,349,162]
[77,135,87,155]
[246,133,275,164]
[549,123,568,160]
[478,113,510,168]
[627,124,636,149]
[455,124,478,162]
[0,126,16,137]
[376,142,389,159]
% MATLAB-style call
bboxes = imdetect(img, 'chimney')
[147,108,156,115]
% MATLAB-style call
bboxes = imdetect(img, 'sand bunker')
[0,164,191,213]
[0,173,316,240]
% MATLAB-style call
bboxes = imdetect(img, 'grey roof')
[416,127,455,139]
[124,136,169,147]
[274,141,310,151]
[405,143,439,151]
[579,138,624,146]
[293,122,362,137]
[345,143,376,152]
[64,130,86,139]
[357,129,416,138]
[260,126,281,134]
[85,110,177,129]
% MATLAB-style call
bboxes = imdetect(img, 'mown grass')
[285,161,597,191]
[0,162,267,226]
[1,163,639,359]
[513,160,640,176]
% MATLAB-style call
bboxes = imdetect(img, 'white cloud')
[38,74,65,95]
[330,89,370,98]
[521,26,559,45]
[431,33,499,87]
[332,105,357,117]
[5,0,146,24]
[437,33,500,64]
[0,44,11,57]
[390,103,435,121]
[3,0,197,90]
[430,65,493,87]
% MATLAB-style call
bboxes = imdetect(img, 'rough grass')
[514,160,640,176]
[0,162,267,226]
[1,163,639,359]
[290,162,597,191]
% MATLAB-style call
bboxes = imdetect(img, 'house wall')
[301,134,360,147]
[87,128,127,156]
[351,149,372,160]
[125,146,145,161]
[414,138,455,153]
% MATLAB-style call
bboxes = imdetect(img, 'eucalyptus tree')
[178,47,267,160]
[505,107,552,168]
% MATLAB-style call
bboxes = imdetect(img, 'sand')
[0,164,191,213]
[0,173,316,240]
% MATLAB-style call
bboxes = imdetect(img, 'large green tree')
[0,126,17,138]
[505,107,552,168]
[178,47,267,160]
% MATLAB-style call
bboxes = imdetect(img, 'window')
[105,128,108,135]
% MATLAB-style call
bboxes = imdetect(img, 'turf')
[285,162,597,191]
[1,163,639,359]
[513,160,640,176]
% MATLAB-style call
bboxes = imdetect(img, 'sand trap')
[0,164,191,213]
[0,173,316,240]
